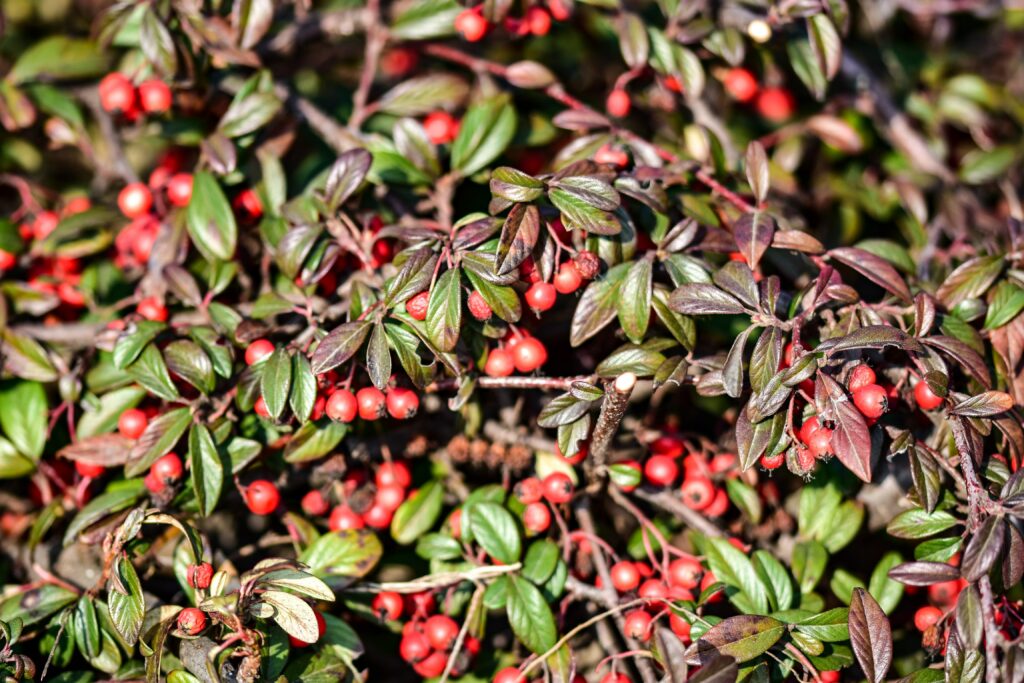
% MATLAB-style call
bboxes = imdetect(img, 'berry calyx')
[356,387,387,420]
[245,339,275,366]
[245,480,280,516]
[406,291,430,320]
[187,562,214,590]
[525,282,557,313]
[853,383,888,419]
[914,380,944,411]
[118,408,149,439]
[326,389,358,423]
[177,607,207,635]
[386,387,420,420]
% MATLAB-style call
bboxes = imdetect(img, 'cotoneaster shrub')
[0,1,1022,683]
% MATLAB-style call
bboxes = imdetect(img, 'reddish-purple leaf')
[818,374,873,482]
[887,561,961,586]
[922,336,992,388]
[58,434,133,467]
[960,515,1005,581]
[669,283,747,315]
[829,247,912,302]
[495,203,541,276]
[950,390,1014,418]
[310,321,372,375]
[848,588,893,683]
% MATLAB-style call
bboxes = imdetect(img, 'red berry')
[467,291,493,320]
[406,291,430,320]
[400,631,431,663]
[99,73,136,113]
[553,262,583,294]
[245,480,280,516]
[515,477,544,504]
[820,672,840,683]
[914,380,944,411]
[289,611,326,648]
[557,441,588,465]
[386,387,420,419]
[929,579,966,606]
[414,651,449,678]
[756,87,795,123]
[847,364,877,392]
[455,9,488,42]
[914,605,943,632]
[669,613,692,642]
[118,182,153,218]
[118,408,149,439]
[254,396,271,418]
[150,453,183,485]
[425,614,460,651]
[525,282,557,313]
[512,337,548,373]
[32,211,58,241]
[623,610,652,642]
[723,68,759,103]
[701,570,724,602]
[166,173,193,207]
[234,189,263,220]
[376,460,412,489]
[681,477,715,510]
[594,145,628,167]
[638,579,669,603]
[245,339,275,365]
[494,667,526,683]
[526,6,551,35]
[187,562,214,590]
[606,89,631,118]
[329,505,364,531]
[423,111,459,145]
[74,460,105,479]
[807,427,833,459]
[601,675,631,683]
[138,80,172,114]
[853,383,888,419]
[710,452,737,474]
[375,484,406,512]
[373,591,404,621]
[610,561,641,592]
[644,455,679,486]
[137,296,168,322]
[301,490,329,516]
[523,501,551,533]
[760,451,785,469]
[356,387,386,420]
[177,607,206,635]
[704,488,730,517]
[326,389,358,423]
[542,472,573,504]
[0,249,15,271]
[798,415,822,445]
[485,348,516,377]
[667,557,703,589]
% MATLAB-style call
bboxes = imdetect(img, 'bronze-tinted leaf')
[495,203,541,275]
[744,142,769,205]
[1004,523,1024,589]
[922,336,992,388]
[324,148,372,212]
[58,434,133,467]
[310,321,372,375]
[886,561,960,586]
[830,247,912,302]
[818,374,873,482]
[936,255,1004,309]
[771,230,825,254]
[687,615,784,665]
[817,325,923,354]
[669,283,746,315]
[733,212,774,270]
[848,588,892,683]
[723,325,753,398]
[955,584,983,650]
[950,391,1014,418]
[960,515,1005,581]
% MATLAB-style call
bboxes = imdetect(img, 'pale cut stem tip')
[614,372,637,393]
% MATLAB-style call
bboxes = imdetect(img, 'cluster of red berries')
[98,73,173,121]
[513,472,575,533]
[394,597,478,678]
[483,331,548,377]
[719,67,796,123]
[454,2,563,43]
[300,459,413,532]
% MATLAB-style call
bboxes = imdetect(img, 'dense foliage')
[1,1,1023,682]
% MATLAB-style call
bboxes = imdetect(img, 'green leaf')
[467,502,522,565]
[490,166,545,203]
[289,354,317,423]
[0,329,58,382]
[284,420,348,463]
[76,386,147,440]
[260,348,293,420]
[571,263,630,346]
[705,537,769,614]
[959,146,1016,184]
[218,91,282,139]
[391,480,444,545]
[125,344,179,401]
[0,380,47,460]
[310,321,372,375]
[984,281,1024,330]
[792,540,828,594]
[189,424,224,517]
[752,550,794,612]
[425,268,463,352]
[163,340,215,395]
[366,323,392,391]
[0,583,76,627]
[618,258,653,343]
[186,171,238,262]
[522,540,560,585]
[797,608,850,642]
[690,615,786,664]
[8,37,107,84]
[451,95,518,176]
[886,508,960,539]
[112,321,166,369]
[64,479,146,545]
[107,553,145,645]
[125,407,191,477]
[506,576,557,654]
[868,551,904,614]
[300,529,383,580]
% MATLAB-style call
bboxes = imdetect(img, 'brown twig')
[425,375,594,393]
[585,373,637,487]
[632,487,725,538]
[347,0,385,131]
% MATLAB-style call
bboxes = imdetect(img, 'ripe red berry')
[99,73,136,113]
[400,631,431,663]
[166,173,193,207]
[609,561,641,592]
[455,9,488,42]
[806,427,833,459]
[914,380,944,411]
[820,672,840,683]
[681,477,715,510]
[929,579,965,606]
[525,282,557,313]
[798,415,822,445]
[375,484,406,512]
[177,607,207,635]
[138,80,172,114]
[515,477,544,504]
[406,291,430,320]
[118,408,149,439]
[705,488,730,517]
[254,396,271,418]
[542,472,574,504]
[594,144,628,167]
[386,387,420,420]
[137,296,168,322]
[414,651,449,678]
[623,610,652,642]
[485,348,516,377]
[467,290,493,320]
[356,387,386,420]
[245,480,280,516]
[847,364,877,392]
[289,611,326,648]
[701,570,724,602]
[150,453,183,486]
[376,460,412,489]
[669,612,692,642]
[373,591,404,621]
[644,455,679,487]
[425,614,460,651]
[606,89,631,118]
[234,189,263,220]
[526,6,551,34]
[914,605,943,632]
[245,339,275,366]
[301,490,329,517]
[756,87,795,123]
[187,562,214,590]
[600,674,631,683]
[853,383,888,419]
[326,389,358,423]
[523,501,552,533]
[667,557,703,589]
[423,111,459,145]
[0,249,15,271]
[553,262,583,294]
[723,68,759,103]
[512,337,548,373]
[329,505,364,531]
[494,667,526,683]
[118,182,153,218]
[760,451,785,469]
[73,460,105,479]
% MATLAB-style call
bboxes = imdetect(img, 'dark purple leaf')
[817,325,923,354]
[819,374,873,482]
[887,561,961,586]
[723,325,753,398]
[830,247,912,302]
[733,212,774,270]
[324,148,372,212]
[310,321,372,375]
[955,584,983,650]
[960,515,1005,581]
[58,434,133,467]
[848,588,892,683]
[914,292,936,336]
[383,248,436,307]
[687,654,737,683]
[686,615,785,665]
[1004,523,1024,589]
[669,283,746,315]
[950,391,1014,418]
[771,230,824,254]
[495,203,541,275]
[713,261,759,309]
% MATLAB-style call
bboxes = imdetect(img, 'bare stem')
[586,373,637,488]
[631,487,725,538]
[425,375,594,393]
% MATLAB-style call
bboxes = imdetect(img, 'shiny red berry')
[542,472,573,504]
[329,505,364,531]
[553,262,583,294]
[523,502,551,533]
[455,9,488,42]
[807,427,833,459]
[467,290,493,320]
[301,490,329,516]
[400,631,431,663]
[515,477,544,504]
[526,6,551,35]
[406,291,430,320]
[914,380,944,411]
[681,477,715,510]
[245,339,275,365]
[75,461,105,478]
[723,68,759,103]
[187,562,214,590]
[914,605,943,632]
[606,89,631,117]
[644,455,679,486]
[623,610,652,642]
[512,337,548,373]
[853,383,888,419]
[485,348,516,377]
[326,389,358,423]
[376,460,412,489]
[150,453,183,485]
[356,387,386,420]
[847,364,877,392]
[118,408,148,439]
[425,614,459,651]
[137,296,167,322]
[494,667,526,683]
[166,173,193,207]
[138,80,172,114]
[373,591,404,621]
[610,561,641,592]
[99,73,136,113]
[245,480,280,516]
[177,607,207,635]
[386,387,419,420]
[760,451,785,470]
[667,557,703,589]
[423,111,459,144]
[525,282,557,312]
[756,87,795,123]
[118,182,153,218]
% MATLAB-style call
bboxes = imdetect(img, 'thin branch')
[347,0,385,131]
[425,375,594,393]
[978,577,1000,683]
[632,487,725,538]
[345,563,520,594]
[439,583,484,683]
[586,373,637,488]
